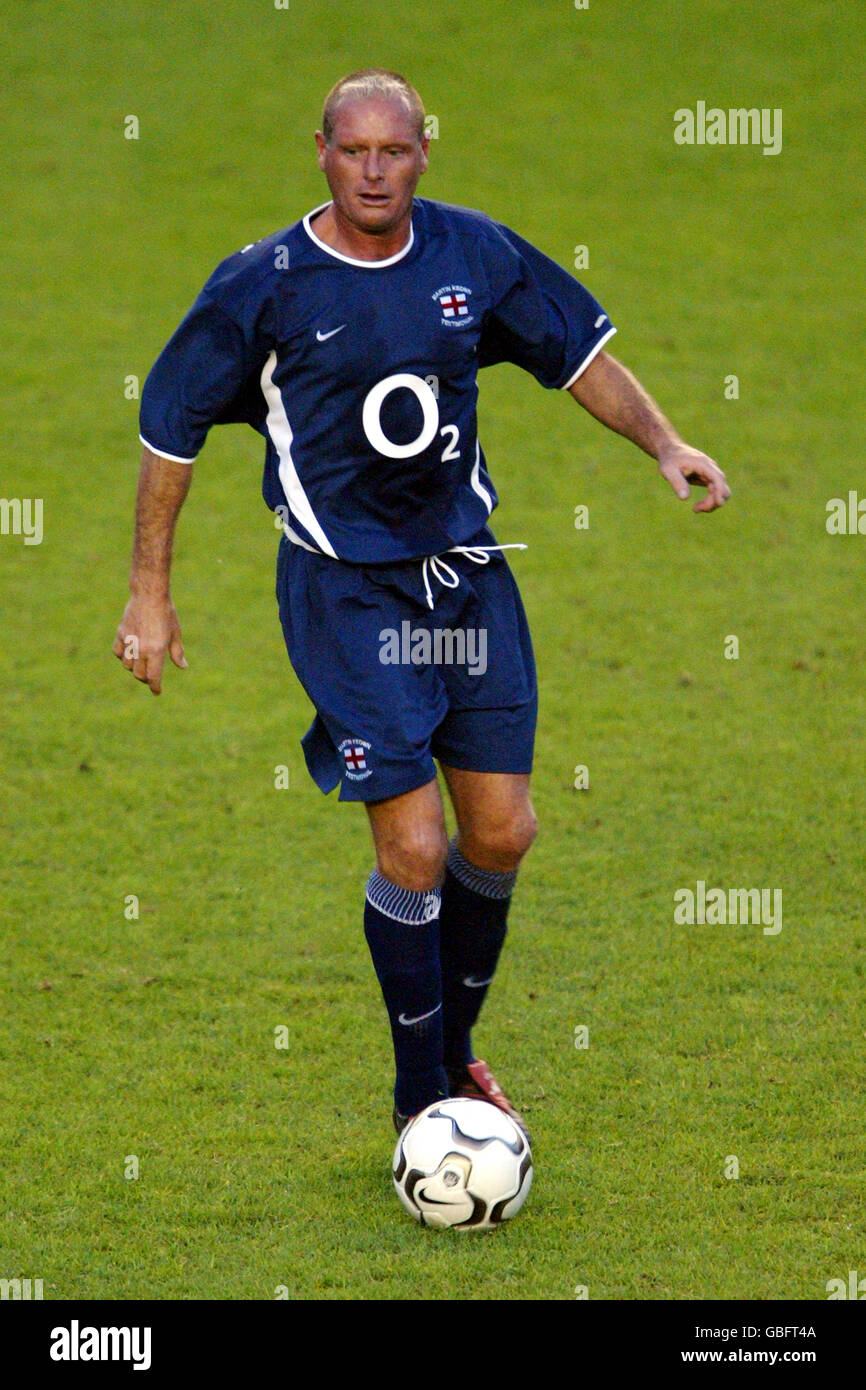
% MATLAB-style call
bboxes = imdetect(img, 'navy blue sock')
[438,839,517,1070]
[363,870,448,1116]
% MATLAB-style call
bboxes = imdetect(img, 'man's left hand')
[658,443,731,513]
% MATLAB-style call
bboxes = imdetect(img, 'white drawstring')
[281,522,527,610]
[421,544,527,610]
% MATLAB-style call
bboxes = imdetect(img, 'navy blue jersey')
[139,197,615,563]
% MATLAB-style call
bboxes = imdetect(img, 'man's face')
[316,96,429,235]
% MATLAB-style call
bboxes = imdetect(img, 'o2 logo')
[361,373,460,461]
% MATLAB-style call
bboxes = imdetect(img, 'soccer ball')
[392,1097,533,1230]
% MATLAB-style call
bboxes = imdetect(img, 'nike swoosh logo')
[398,1003,442,1026]
[594,314,608,328]
[462,975,493,988]
[316,324,347,342]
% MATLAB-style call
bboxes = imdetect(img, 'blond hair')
[322,69,425,143]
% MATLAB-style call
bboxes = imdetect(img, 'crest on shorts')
[338,737,372,781]
[432,283,474,328]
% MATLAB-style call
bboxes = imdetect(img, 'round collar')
[302,200,415,268]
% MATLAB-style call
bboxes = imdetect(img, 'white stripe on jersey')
[138,433,197,464]
[260,351,338,558]
[469,440,494,515]
[561,325,618,391]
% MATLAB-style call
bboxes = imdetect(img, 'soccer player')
[114,70,729,1138]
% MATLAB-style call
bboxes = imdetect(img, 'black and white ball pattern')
[393,1097,533,1230]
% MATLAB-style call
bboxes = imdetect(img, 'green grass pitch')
[1,0,864,1300]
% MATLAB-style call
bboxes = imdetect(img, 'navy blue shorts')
[275,525,538,802]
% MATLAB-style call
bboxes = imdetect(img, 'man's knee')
[376,825,448,891]
[366,779,448,892]
[459,806,538,873]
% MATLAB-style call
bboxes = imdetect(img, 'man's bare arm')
[569,350,730,512]
[112,446,192,694]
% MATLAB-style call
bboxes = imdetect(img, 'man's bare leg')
[439,767,537,873]
[365,776,448,890]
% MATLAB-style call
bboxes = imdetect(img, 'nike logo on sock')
[462,975,494,988]
[398,1003,442,1026]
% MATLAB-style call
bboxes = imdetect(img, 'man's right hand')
[113,594,188,696]
[115,446,194,694]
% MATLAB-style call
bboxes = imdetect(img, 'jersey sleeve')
[477,222,616,390]
[139,291,264,462]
